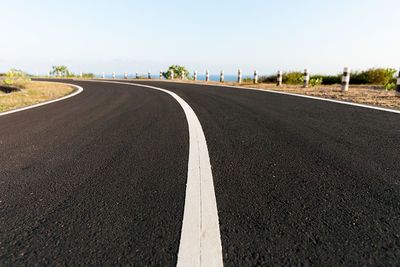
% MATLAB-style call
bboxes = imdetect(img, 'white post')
[58,71,61,77]
[102,72,105,79]
[181,71,185,80]
[80,72,83,78]
[341,67,351,91]
[112,72,115,79]
[254,70,258,84]
[303,69,310,88]
[238,69,242,83]
[194,71,197,81]
[36,72,38,77]
[47,71,50,77]
[171,69,174,79]
[124,72,127,79]
[206,70,210,81]
[277,70,282,86]
[136,72,139,79]
[395,69,400,96]
[220,70,224,82]
[148,71,151,79]
[160,70,163,79]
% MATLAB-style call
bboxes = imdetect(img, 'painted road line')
[0,82,83,117]
[74,79,224,267]
[154,80,400,115]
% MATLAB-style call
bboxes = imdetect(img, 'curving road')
[1,79,399,265]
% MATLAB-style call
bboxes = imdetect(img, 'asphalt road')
[1,79,399,265]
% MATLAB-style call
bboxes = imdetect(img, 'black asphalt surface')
[2,79,400,265]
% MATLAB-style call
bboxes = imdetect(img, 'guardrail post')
[220,70,224,82]
[254,70,258,84]
[102,72,105,79]
[194,71,197,81]
[206,70,210,82]
[58,71,61,77]
[160,70,163,79]
[181,71,185,80]
[47,71,50,77]
[136,72,139,79]
[303,69,309,88]
[36,72,38,77]
[277,70,282,86]
[148,71,151,79]
[238,69,242,83]
[171,69,174,79]
[341,67,351,91]
[396,69,400,96]
[112,72,115,79]
[124,72,127,79]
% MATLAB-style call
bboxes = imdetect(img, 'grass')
[0,81,74,112]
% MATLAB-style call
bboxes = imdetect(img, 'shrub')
[3,69,31,88]
[163,65,189,79]
[259,72,303,84]
[310,77,323,86]
[384,82,395,91]
[81,73,95,78]
[350,68,396,85]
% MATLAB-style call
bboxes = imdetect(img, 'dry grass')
[165,79,400,110]
[0,81,74,112]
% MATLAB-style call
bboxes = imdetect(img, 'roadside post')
[80,72,83,78]
[124,72,127,79]
[220,70,224,82]
[58,71,61,77]
[254,70,258,84]
[102,72,105,79]
[194,71,197,81]
[148,72,151,79]
[112,72,115,79]
[341,67,351,91]
[136,72,139,79]
[396,69,400,96]
[160,70,163,79]
[181,71,185,80]
[277,70,282,86]
[303,69,310,88]
[206,70,210,82]
[47,71,50,77]
[171,69,174,79]
[238,69,242,83]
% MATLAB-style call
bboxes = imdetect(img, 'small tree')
[51,65,69,77]
[163,65,189,79]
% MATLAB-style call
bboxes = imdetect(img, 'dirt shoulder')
[0,81,75,112]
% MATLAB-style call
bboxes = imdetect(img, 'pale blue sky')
[0,0,399,75]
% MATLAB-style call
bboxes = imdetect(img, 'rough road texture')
[1,79,399,265]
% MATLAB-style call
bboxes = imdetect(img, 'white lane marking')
[0,82,83,117]
[70,79,224,267]
[152,80,400,115]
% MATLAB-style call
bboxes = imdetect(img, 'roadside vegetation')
[50,65,95,78]
[259,68,397,90]
[0,69,74,112]
[162,65,189,79]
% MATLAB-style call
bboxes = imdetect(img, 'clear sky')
[0,0,399,75]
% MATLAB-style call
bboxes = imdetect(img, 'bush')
[163,65,189,79]
[259,72,303,84]
[350,68,396,85]
[310,77,323,86]
[3,69,31,88]
[81,73,94,78]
